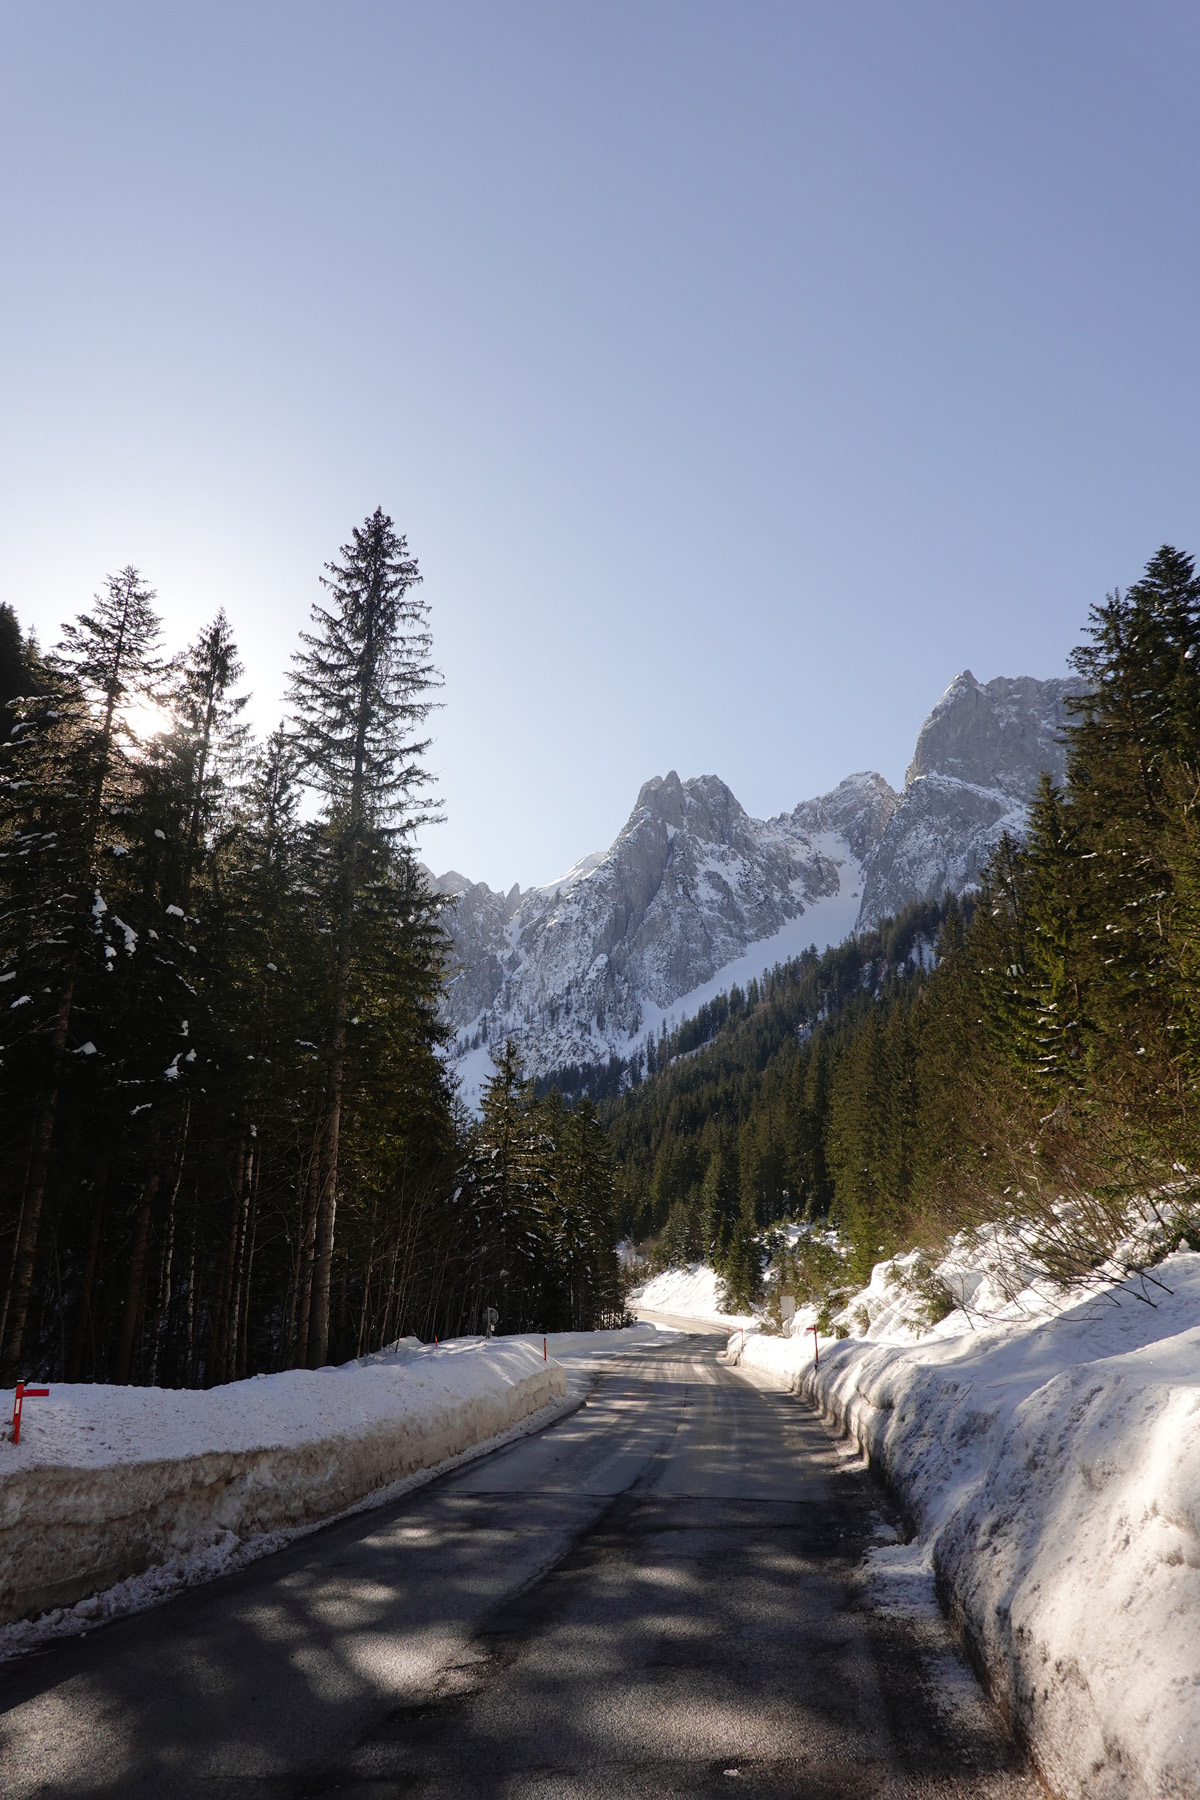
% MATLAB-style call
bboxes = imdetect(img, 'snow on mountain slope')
[435,770,896,1098]
[431,670,1079,1101]
[857,671,1082,926]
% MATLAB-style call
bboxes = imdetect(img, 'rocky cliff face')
[431,670,1079,1097]
[855,672,1082,927]
[433,770,896,1094]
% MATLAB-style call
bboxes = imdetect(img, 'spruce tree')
[1,570,162,1380]
[286,509,439,1365]
[172,609,250,895]
[719,1192,763,1311]
[458,1042,555,1332]
[0,603,35,742]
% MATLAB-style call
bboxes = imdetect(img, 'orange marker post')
[11,1381,49,1445]
[806,1324,819,1367]
[543,1337,547,1361]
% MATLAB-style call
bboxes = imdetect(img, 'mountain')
[430,669,1079,1100]
[432,770,896,1100]
[856,672,1081,926]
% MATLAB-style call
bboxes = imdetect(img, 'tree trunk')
[0,971,78,1383]
[113,1160,161,1384]
[145,1193,176,1389]
[226,1140,254,1379]
[66,1168,108,1381]
[294,1138,321,1366]
[308,872,355,1367]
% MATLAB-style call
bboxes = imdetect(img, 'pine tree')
[719,1192,763,1311]
[171,610,250,897]
[458,1042,555,1332]
[0,603,39,742]
[1,570,162,1380]
[697,1146,734,1266]
[545,1095,620,1327]
[286,509,440,1365]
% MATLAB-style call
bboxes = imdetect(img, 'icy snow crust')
[716,1231,1200,1800]
[0,1337,567,1631]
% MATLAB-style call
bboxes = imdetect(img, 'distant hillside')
[597,897,953,1247]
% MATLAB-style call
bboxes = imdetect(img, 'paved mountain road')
[0,1329,1035,1799]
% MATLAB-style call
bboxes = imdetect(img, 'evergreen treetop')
[287,507,440,830]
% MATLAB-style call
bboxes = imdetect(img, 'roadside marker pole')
[807,1324,819,1367]
[543,1337,547,1361]
[11,1382,49,1445]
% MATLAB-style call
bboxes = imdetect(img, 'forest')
[602,545,1200,1308]
[0,510,620,1387]
[5,535,1198,1381]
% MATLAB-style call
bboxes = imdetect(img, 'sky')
[3,3,1200,891]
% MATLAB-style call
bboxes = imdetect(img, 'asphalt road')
[0,1326,1036,1799]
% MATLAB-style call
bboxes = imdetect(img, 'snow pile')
[510,1323,672,1360]
[631,1263,758,1327]
[723,1229,1200,1799]
[0,1338,564,1629]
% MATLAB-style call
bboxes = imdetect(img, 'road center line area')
[0,1329,1037,1799]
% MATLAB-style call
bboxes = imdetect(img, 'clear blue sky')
[3,2,1199,889]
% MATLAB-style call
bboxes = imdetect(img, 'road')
[0,1325,1035,1799]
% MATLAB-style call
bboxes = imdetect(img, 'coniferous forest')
[4,536,1199,1380]
[0,510,621,1387]
[601,546,1200,1305]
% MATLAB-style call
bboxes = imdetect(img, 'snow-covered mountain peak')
[786,771,898,861]
[434,670,1081,1101]
[859,669,1083,926]
[438,766,894,1099]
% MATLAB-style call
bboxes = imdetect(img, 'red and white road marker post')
[11,1381,49,1445]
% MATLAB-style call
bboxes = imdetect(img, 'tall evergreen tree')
[286,511,440,1364]
[0,603,40,742]
[457,1042,555,1332]
[1,570,162,1380]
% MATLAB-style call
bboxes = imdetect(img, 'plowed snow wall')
[797,1343,1200,1800]
[0,1358,563,1625]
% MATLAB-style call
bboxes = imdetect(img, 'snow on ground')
[0,1327,667,1659]
[714,1223,1200,1800]
[0,1336,564,1642]
[631,1263,758,1328]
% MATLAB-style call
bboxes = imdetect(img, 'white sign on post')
[780,1296,796,1334]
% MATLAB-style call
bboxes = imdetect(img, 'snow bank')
[724,1236,1200,1800]
[509,1323,675,1359]
[632,1263,758,1326]
[0,1338,564,1627]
